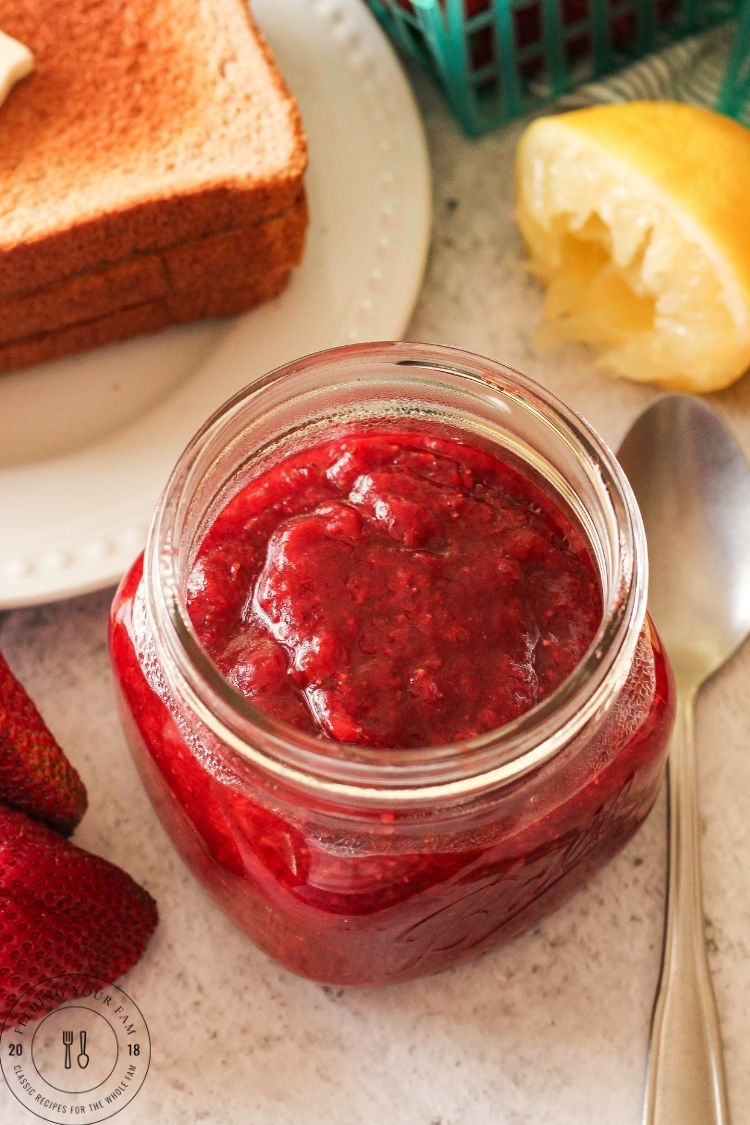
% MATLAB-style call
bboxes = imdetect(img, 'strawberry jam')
[186,431,602,748]
[109,352,674,986]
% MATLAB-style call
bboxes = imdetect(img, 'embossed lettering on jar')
[109,343,674,986]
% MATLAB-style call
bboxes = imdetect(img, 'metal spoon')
[618,395,750,1125]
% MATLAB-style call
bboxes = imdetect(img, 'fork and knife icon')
[62,1030,89,1070]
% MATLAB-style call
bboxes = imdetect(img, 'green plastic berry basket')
[367,0,744,134]
[718,0,750,117]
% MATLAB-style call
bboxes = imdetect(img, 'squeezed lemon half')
[515,102,750,392]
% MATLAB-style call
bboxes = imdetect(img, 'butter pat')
[0,30,33,108]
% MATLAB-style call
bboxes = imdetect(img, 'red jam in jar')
[109,343,674,986]
[188,430,602,748]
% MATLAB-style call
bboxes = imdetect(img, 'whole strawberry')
[0,650,87,834]
[0,805,158,1025]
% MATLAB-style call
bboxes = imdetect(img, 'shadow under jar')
[109,342,674,986]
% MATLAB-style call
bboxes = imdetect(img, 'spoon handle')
[643,692,730,1125]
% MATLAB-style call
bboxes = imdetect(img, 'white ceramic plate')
[0,0,431,609]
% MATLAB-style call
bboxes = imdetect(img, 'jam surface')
[187,430,602,747]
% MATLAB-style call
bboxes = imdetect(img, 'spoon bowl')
[619,396,750,682]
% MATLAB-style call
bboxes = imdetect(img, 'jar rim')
[145,341,648,804]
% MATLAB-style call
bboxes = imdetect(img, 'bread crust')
[0,269,292,374]
[0,194,307,344]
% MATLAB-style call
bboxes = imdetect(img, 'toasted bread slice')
[0,194,307,345]
[0,268,292,374]
[0,0,307,300]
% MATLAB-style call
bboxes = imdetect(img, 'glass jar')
[109,342,674,986]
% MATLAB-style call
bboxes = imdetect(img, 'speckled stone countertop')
[2,59,750,1125]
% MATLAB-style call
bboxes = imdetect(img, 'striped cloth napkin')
[558,22,748,126]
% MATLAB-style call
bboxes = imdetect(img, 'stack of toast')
[0,0,308,374]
